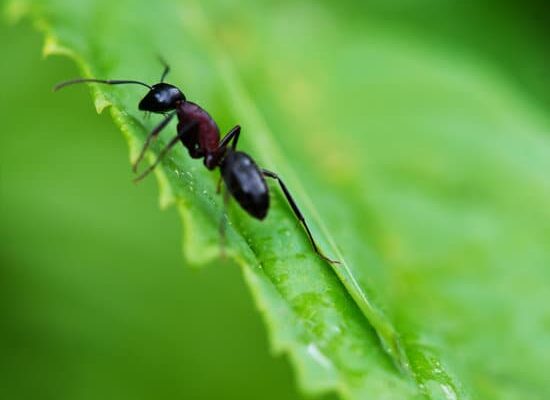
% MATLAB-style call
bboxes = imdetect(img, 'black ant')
[54,61,340,264]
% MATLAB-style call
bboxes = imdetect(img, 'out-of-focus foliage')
[2,0,550,399]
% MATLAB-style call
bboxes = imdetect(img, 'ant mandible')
[55,60,340,264]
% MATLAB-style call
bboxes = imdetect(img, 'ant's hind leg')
[262,169,340,264]
[219,183,231,258]
[216,175,223,194]
[133,121,197,183]
[132,111,177,172]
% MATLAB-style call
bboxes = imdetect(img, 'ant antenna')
[53,78,152,92]
[158,56,170,83]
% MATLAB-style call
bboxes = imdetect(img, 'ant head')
[138,83,186,113]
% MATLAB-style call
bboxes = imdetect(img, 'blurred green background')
[2,1,550,399]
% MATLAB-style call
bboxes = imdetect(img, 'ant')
[54,60,340,264]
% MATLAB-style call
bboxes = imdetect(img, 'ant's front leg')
[262,169,340,264]
[132,110,177,172]
[133,120,198,183]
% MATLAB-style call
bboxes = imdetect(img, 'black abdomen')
[221,151,269,220]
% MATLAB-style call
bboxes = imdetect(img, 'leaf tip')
[42,34,72,59]
[93,96,111,114]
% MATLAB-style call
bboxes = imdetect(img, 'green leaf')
[10,0,550,399]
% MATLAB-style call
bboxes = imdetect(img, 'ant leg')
[219,183,231,258]
[218,125,241,151]
[262,169,340,264]
[213,127,240,194]
[210,126,241,165]
[216,175,223,194]
[132,110,177,172]
[133,121,198,183]
[158,56,170,82]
